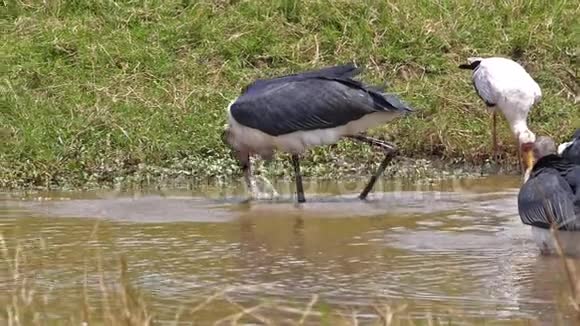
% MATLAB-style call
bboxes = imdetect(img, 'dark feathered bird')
[558,128,580,164]
[223,63,414,202]
[517,134,580,256]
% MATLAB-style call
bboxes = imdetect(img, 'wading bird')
[558,128,580,163]
[223,63,414,203]
[517,131,580,256]
[459,57,542,179]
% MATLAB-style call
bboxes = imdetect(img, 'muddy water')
[0,176,577,323]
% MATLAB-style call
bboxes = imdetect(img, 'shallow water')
[1,176,578,324]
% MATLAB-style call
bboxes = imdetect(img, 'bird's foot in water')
[256,175,280,199]
[248,191,279,201]
[245,177,280,202]
[240,191,276,204]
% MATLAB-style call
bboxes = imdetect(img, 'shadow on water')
[1,175,578,323]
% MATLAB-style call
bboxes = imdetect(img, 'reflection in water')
[1,176,578,323]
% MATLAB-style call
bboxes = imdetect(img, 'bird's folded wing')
[472,70,498,106]
[230,78,411,136]
[518,172,578,230]
[561,129,580,164]
[565,166,580,207]
[242,63,362,95]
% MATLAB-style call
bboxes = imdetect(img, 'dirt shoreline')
[0,155,523,192]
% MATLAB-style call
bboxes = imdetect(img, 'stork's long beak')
[520,142,535,183]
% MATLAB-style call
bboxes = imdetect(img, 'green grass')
[1,0,578,189]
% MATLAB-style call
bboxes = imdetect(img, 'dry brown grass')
[548,223,580,321]
[4,191,580,325]
[0,230,547,325]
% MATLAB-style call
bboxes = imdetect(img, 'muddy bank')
[1,153,523,192]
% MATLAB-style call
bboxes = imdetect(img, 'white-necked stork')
[459,57,542,180]
[517,130,580,256]
[223,63,415,203]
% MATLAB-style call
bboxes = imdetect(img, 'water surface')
[1,176,577,324]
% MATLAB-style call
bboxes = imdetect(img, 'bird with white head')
[459,56,542,181]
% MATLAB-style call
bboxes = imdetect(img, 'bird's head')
[518,129,537,183]
[533,136,557,159]
[521,135,557,182]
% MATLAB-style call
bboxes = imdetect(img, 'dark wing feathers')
[519,155,580,230]
[562,128,580,164]
[242,63,362,95]
[292,63,362,79]
[518,171,577,230]
[458,61,482,70]
[316,76,413,112]
[231,70,413,136]
[463,63,496,107]
[472,80,495,107]
[530,155,573,178]
[232,79,376,135]
[457,59,494,106]
[380,93,415,112]
[567,166,580,210]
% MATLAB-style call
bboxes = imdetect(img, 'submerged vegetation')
[1,0,578,189]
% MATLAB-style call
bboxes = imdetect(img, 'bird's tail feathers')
[365,83,389,93]
[320,75,414,113]
[353,82,414,113]
[247,63,363,93]
[380,93,415,113]
[458,62,481,70]
[314,63,363,78]
[293,63,363,80]
[458,57,483,70]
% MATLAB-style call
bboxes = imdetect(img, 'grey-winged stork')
[517,130,580,256]
[223,63,414,203]
[558,128,580,162]
[459,57,542,180]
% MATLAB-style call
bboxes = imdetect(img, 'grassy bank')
[1,0,578,189]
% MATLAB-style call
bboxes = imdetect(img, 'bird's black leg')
[358,155,393,200]
[347,135,397,200]
[291,154,306,203]
[348,134,397,152]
